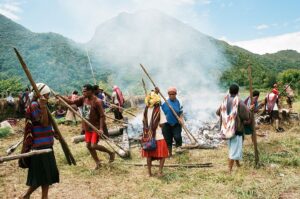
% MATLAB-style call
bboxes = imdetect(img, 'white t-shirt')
[112,91,119,104]
[6,95,14,103]
[266,93,278,111]
[29,92,34,102]
[146,107,167,140]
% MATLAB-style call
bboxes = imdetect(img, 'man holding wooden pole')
[158,87,184,156]
[139,64,198,151]
[58,84,115,169]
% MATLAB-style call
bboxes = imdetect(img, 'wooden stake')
[142,78,147,96]
[248,64,259,166]
[140,64,198,144]
[13,48,76,165]
[106,103,136,117]
[0,149,52,163]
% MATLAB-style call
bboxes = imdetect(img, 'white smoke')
[86,10,228,127]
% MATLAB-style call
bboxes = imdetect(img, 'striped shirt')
[30,101,54,149]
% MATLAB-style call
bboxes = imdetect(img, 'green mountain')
[217,40,299,89]
[0,12,299,95]
[0,14,110,94]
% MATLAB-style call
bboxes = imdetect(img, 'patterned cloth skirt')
[142,139,169,159]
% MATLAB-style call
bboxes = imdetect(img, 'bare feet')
[109,152,115,163]
[94,161,102,170]
[16,196,29,199]
[157,172,164,177]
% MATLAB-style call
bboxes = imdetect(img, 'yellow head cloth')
[145,91,161,108]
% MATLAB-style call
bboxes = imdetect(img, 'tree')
[0,76,24,95]
[277,69,300,95]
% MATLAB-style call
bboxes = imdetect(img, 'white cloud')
[255,24,269,30]
[0,0,22,21]
[219,36,229,42]
[232,32,300,54]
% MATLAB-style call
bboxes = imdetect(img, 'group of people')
[18,83,127,198]
[15,80,294,198]
[17,82,184,198]
[217,82,295,173]
[141,87,184,177]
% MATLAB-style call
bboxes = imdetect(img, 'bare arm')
[31,100,49,126]
[59,95,84,107]
[216,107,221,116]
[238,101,250,121]
[39,100,49,126]
[97,100,106,132]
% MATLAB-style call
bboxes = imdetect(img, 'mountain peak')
[0,13,31,34]
[89,9,206,46]
[115,9,175,20]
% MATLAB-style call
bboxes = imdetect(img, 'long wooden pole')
[140,64,198,144]
[278,80,294,97]
[6,138,23,155]
[86,48,97,85]
[51,90,128,158]
[106,103,136,117]
[13,48,76,165]
[247,64,259,166]
[0,149,52,163]
[105,114,129,124]
[142,78,147,96]
[119,162,212,168]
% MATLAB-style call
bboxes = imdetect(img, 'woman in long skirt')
[20,83,59,199]
[142,91,168,177]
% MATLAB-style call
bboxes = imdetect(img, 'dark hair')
[93,85,99,91]
[73,90,78,95]
[229,84,239,95]
[253,90,260,97]
[83,84,93,91]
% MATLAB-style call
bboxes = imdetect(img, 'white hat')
[34,83,51,96]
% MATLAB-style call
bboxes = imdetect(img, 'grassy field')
[0,99,299,199]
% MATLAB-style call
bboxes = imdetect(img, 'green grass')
[0,117,299,198]
[0,127,11,138]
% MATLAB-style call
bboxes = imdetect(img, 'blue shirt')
[96,93,104,100]
[96,93,108,108]
[161,99,182,125]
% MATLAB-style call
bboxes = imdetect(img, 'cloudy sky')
[1,0,300,54]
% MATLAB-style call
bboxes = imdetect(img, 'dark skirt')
[26,149,59,187]
[244,124,253,135]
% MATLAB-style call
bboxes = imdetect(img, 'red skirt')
[142,139,169,159]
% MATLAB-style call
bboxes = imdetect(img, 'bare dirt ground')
[0,113,299,199]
